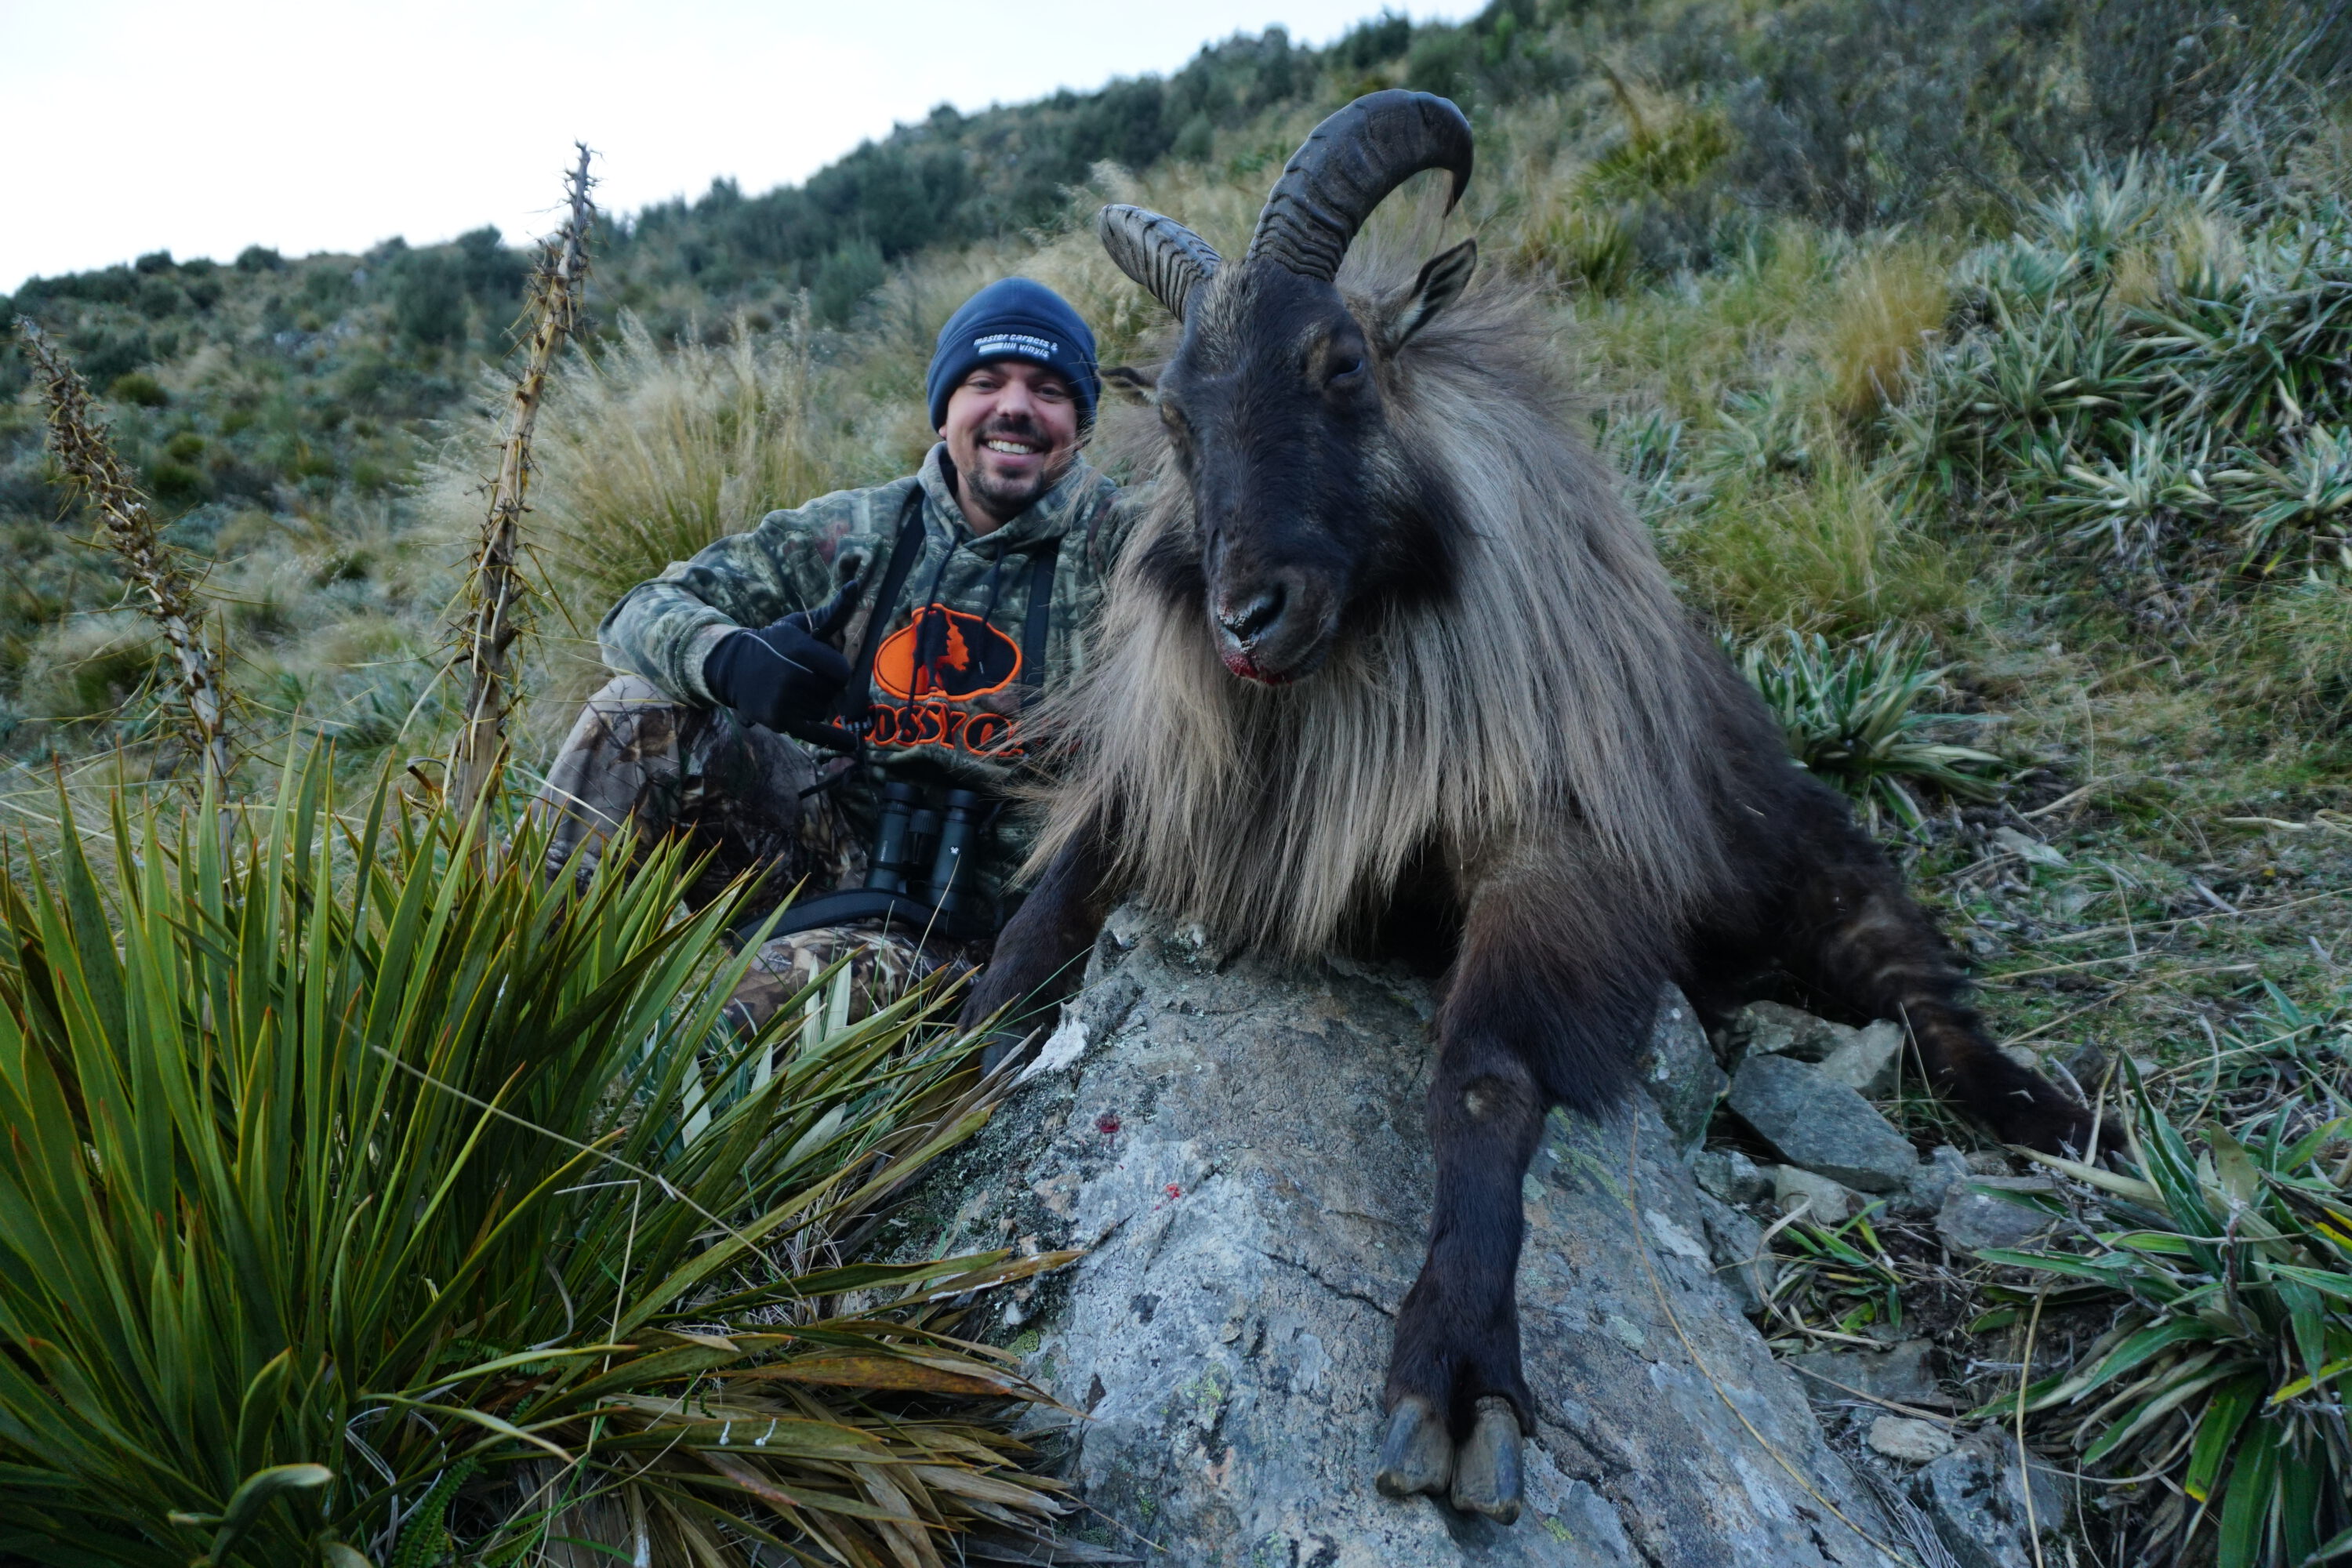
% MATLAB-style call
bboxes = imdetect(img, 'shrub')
[234,245,284,273]
[106,371,169,408]
[0,759,1069,1566]
[452,225,526,310]
[811,237,887,327]
[146,457,208,505]
[390,252,469,347]
[1331,9,1412,70]
[135,276,184,318]
[1734,627,2004,827]
[1987,1081,2352,1567]
[1404,26,1476,103]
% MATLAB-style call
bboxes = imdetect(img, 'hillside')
[5,0,2352,1559]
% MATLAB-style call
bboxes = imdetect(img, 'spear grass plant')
[1733,629,2004,829]
[1763,1204,1909,1345]
[1977,1080,2352,1567]
[0,752,1070,1567]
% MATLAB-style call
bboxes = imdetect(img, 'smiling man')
[537,278,1127,1022]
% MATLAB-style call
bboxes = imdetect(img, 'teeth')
[983,438,1038,455]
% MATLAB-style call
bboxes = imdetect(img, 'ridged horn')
[1098,205,1222,321]
[1246,89,1474,281]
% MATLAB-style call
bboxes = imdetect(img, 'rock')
[1773,1164,1858,1226]
[1694,1192,1777,1316]
[1784,1341,1951,1409]
[1726,1055,1920,1193]
[1911,1428,2073,1568]
[1818,1021,1905,1099]
[1867,1417,1957,1464]
[1693,1148,1772,1206]
[1730,1000,1853,1064]
[1638,986,1725,1154]
[1936,1178,2059,1254]
[931,913,1901,1566]
[1901,1146,1972,1216]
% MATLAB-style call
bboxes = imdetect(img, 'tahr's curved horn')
[1098,205,1222,321]
[1246,89,1474,282]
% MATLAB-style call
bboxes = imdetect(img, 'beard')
[959,414,1069,521]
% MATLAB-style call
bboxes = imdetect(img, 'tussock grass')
[1819,241,1950,423]
[433,311,907,654]
[1662,456,1966,637]
[2233,568,2352,728]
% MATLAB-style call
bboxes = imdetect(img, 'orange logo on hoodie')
[873,605,1022,701]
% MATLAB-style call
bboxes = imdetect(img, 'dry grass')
[1819,241,1950,423]
[423,309,910,698]
[2230,568,2352,728]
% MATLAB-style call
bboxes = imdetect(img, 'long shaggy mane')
[1034,260,1738,958]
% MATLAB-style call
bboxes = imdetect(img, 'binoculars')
[863,779,985,924]
[742,776,994,942]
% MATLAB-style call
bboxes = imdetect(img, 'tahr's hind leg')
[1379,873,1661,1524]
[1766,783,2096,1155]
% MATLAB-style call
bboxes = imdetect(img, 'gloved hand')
[702,577,862,741]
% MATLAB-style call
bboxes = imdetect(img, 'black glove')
[703,578,862,741]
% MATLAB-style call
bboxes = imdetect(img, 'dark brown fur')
[966,180,2094,1526]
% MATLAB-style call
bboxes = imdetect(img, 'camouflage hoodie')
[597,444,1131,904]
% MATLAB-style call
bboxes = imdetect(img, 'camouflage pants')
[534,676,976,1032]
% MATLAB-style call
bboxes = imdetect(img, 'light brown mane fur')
[1033,260,1737,959]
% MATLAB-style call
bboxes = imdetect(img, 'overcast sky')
[2,1,1482,291]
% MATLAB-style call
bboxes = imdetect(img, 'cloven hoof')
[1449,1396,1525,1523]
[1374,1396,1454,1498]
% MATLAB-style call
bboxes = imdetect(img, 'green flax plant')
[1733,629,2004,829]
[0,753,1068,1567]
[1980,1082,2352,1567]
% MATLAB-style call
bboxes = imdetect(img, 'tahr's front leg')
[961,826,1115,1071]
[1377,1030,1544,1523]
[1376,872,1664,1525]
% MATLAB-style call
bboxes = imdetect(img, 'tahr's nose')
[1215,585,1287,645]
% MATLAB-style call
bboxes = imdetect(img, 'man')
[538,278,1127,1024]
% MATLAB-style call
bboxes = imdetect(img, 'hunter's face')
[939,360,1081,528]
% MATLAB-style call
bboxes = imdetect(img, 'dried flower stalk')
[16,318,234,797]
[448,143,597,824]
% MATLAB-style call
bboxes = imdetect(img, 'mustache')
[980,413,1047,442]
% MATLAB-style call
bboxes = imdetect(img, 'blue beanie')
[925,278,1099,431]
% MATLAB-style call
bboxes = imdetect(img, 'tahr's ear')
[1103,364,1161,405]
[1390,238,1477,347]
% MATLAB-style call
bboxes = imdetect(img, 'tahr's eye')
[1327,356,1365,387]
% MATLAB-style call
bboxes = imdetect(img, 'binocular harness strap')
[742,488,1064,948]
